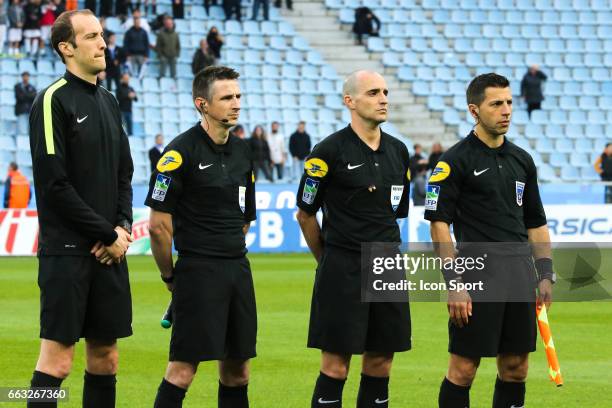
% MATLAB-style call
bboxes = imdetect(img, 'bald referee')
[296,70,411,408]
[28,9,133,408]
[425,73,554,408]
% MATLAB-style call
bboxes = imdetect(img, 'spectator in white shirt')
[268,121,287,182]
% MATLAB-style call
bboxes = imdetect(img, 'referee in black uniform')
[424,73,555,408]
[28,10,133,408]
[296,70,411,408]
[147,66,257,408]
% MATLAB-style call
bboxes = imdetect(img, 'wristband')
[161,274,174,283]
[535,258,556,283]
[441,264,463,285]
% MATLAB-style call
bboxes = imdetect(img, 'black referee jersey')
[424,131,547,243]
[145,124,256,258]
[296,125,411,252]
[29,70,134,255]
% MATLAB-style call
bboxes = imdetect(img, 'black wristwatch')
[161,274,174,283]
[117,220,132,235]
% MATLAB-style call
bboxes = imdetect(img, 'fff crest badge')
[390,185,404,211]
[239,186,246,213]
[515,181,525,206]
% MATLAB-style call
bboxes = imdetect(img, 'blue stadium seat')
[568,110,587,124]
[443,110,461,125]
[279,94,296,108]
[454,38,471,52]
[502,25,521,39]
[538,164,558,182]
[451,10,469,23]
[470,10,487,23]
[1,60,18,75]
[560,165,580,181]
[400,51,420,66]
[302,65,320,80]
[281,65,299,79]
[411,38,429,52]
[444,24,462,38]
[555,139,573,153]
[565,124,583,139]
[510,39,529,52]
[423,53,442,66]
[264,50,282,65]
[416,67,435,80]
[382,52,402,67]
[278,22,295,36]
[524,124,542,139]
[427,96,446,111]
[306,51,324,65]
[597,25,612,39]
[161,93,178,108]
[367,37,386,52]
[585,53,604,68]
[243,21,260,35]
[0,137,16,152]
[579,25,598,40]
[397,67,415,81]
[411,82,430,96]
[575,138,593,153]
[540,25,557,39]
[588,110,607,124]
[549,153,567,167]
[298,80,317,95]
[263,94,281,108]
[465,25,482,38]
[569,153,589,168]
[559,96,577,110]
[431,82,450,96]
[579,96,598,110]
[581,166,600,181]
[524,10,541,23]
[531,110,548,125]
[389,38,407,52]
[432,9,451,24]
[262,21,280,35]
[263,79,281,94]
[292,37,310,51]
[454,67,472,80]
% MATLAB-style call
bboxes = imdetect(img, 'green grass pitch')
[1,254,611,407]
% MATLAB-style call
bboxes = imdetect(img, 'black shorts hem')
[307,342,412,355]
[170,351,257,363]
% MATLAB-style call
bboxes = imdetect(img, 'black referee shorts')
[449,255,537,358]
[169,256,257,362]
[308,247,412,355]
[38,256,133,344]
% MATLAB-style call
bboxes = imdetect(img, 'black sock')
[154,378,186,408]
[438,377,470,408]
[27,371,64,408]
[357,374,389,408]
[492,377,525,408]
[83,371,116,408]
[218,382,248,408]
[311,372,346,408]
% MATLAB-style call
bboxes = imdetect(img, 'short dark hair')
[52,9,95,64]
[466,73,510,106]
[298,121,306,125]
[9,162,18,171]
[192,65,240,102]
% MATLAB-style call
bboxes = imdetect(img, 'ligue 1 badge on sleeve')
[516,181,525,206]
[302,177,319,205]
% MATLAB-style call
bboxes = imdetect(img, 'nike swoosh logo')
[76,115,88,123]
[473,168,489,176]
[318,398,340,404]
[199,163,213,170]
[347,163,364,170]
[375,398,389,404]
